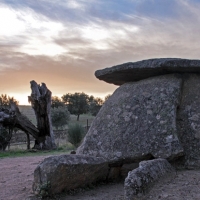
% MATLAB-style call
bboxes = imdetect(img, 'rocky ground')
[0,156,200,200]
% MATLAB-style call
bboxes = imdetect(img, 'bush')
[67,124,85,148]
[51,106,70,130]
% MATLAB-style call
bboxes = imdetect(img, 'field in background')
[19,105,37,125]
[70,113,95,127]
[18,105,95,128]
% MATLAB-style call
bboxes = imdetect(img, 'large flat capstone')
[77,74,184,163]
[95,58,200,85]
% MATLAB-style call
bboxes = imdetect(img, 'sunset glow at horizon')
[1,0,200,105]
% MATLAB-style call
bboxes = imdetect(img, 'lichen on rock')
[77,74,184,163]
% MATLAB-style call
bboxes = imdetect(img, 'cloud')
[1,0,200,104]
[0,51,117,98]
[0,3,66,56]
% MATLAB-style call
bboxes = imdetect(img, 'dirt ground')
[1,156,200,200]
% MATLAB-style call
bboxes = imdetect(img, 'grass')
[70,113,95,126]
[0,143,75,159]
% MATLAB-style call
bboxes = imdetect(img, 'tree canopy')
[62,92,89,121]
[89,96,104,116]
[104,94,111,102]
[61,92,110,119]
[51,96,65,108]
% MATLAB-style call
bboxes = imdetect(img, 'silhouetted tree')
[104,94,111,102]
[89,96,104,116]
[62,92,89,121]
[51,96,65,108]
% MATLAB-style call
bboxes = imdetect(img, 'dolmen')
[33,58,200,199]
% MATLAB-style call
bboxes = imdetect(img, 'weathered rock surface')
[95,58,200,85]
[124,158,176,200]
[32,155,108,196]
[77,74,184,163]
[177,74,200,168]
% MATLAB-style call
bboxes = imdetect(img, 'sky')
[1,0,200,105]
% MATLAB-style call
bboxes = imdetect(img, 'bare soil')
[0,156,48,200]
[0,155,200,200]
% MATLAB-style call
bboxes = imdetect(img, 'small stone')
[163,194,169,198]
[70,150,76,154]
[22,187,26,191]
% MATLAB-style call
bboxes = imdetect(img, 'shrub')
[51,106,70,130]
[67,123,85,148]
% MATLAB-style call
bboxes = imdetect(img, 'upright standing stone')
[177,74,200,168]
[77,74,184,163]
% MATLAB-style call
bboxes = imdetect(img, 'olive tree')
[62,92,89,121]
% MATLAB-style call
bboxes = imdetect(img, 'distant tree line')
[52,93,110,119]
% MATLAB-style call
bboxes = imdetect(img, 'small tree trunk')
[26,132,30,150]
[7,142,10,150]
[0,126,13,151]
[9,102,39,139]
[87,119,89,131]
[77,114,80,121]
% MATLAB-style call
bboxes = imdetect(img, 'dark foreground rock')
[77,74,184,163]
[95,58,200,85]
[32,155,108,196]
[124,159,176,200]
